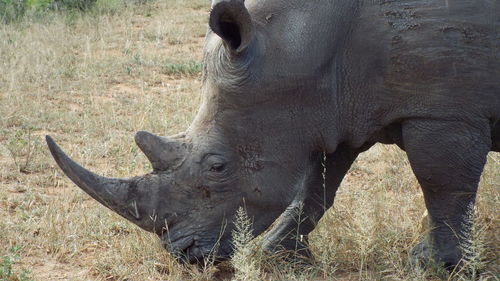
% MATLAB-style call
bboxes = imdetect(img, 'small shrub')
[0,245,32,281]
[5,126,41,174]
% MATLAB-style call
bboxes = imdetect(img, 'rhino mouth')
[163,231,232,264]
[182,243,209,264]
[166,235,200,263]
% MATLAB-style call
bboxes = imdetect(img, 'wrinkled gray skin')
[47,0,499,269]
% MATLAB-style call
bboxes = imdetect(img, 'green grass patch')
[1,0,144,24]
[161,61,202,77]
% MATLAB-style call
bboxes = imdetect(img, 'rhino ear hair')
[209,0,254,53]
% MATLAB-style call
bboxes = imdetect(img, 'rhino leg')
[402,119,491,270]
[262,146,361,259]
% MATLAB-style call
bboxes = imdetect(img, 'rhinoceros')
[46,0,499,269]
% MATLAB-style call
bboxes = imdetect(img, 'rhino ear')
[209,0,254,53]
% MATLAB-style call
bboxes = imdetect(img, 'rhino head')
[47,0,333,264]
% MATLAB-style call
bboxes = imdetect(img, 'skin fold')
[47,0,499,269]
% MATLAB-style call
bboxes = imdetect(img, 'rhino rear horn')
[210,0,254,53]
[134,131,186,171]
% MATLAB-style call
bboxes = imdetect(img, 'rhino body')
[47,0,499,269]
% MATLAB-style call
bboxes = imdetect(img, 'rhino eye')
[209,163,226,173]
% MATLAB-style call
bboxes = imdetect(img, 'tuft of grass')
[452,204,489,280]
[231,207,262,281]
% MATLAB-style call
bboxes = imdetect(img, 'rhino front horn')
[46,136,136,219]
[134,131,187,171]
[46,135,166,232]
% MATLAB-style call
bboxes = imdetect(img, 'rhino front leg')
[402,119,491,270]
[262,146,361,259]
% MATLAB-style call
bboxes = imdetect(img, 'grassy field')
[0,1,499,280]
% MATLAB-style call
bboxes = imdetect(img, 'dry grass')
[0,1,498,280]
